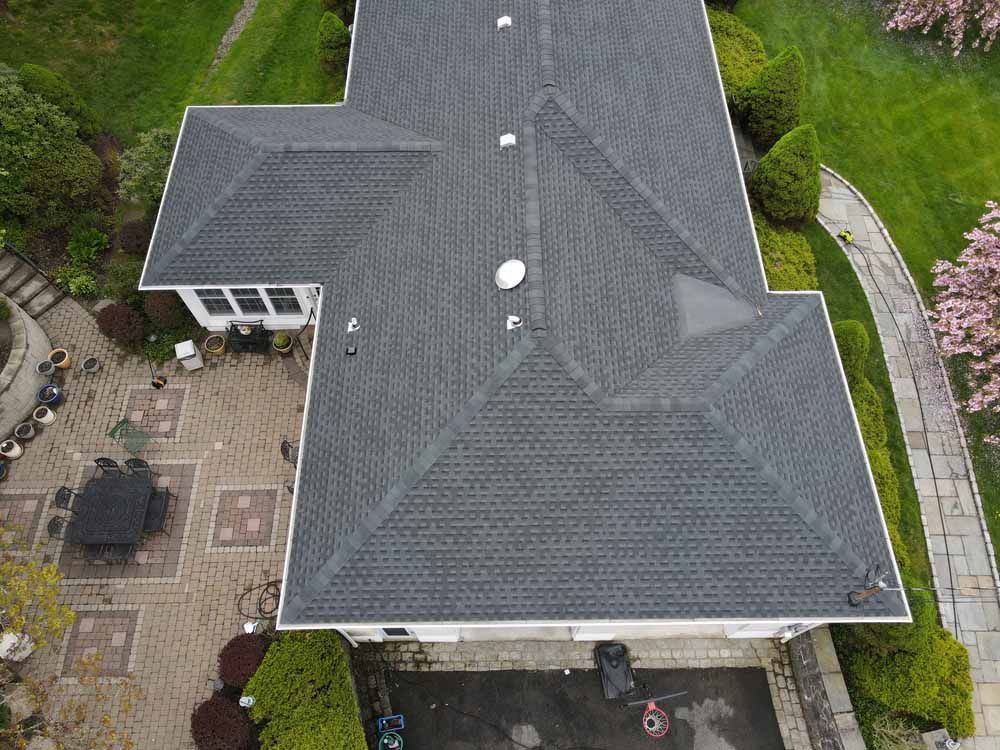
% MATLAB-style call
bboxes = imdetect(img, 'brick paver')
[5,298,301,748]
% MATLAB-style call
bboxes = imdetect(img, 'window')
[265,288,303,315]
[381,628,411,638]
[195,288,234,316]
[231,288,268,315]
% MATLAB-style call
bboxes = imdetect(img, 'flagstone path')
[818,166,1000,746]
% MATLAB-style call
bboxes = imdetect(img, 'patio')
[0,298,302,748]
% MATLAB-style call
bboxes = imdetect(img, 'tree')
[735,46,805,147]
[886,0,1000,55]
[17,63,101,141]
[749,124,821,225]
[318,11,352,70]
[118,128,176,208]
[0,77,101,229]
[706,8,767,102]
[931,201,1000,428]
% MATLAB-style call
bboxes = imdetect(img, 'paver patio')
[1,297,301,748]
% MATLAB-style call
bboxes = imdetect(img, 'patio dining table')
[66,474,154,546]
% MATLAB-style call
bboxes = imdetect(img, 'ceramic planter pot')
[35,360,55,377]
[204,334,226,355]
[80,356,101,374]
[0,462,7,481]
[0,440,23,460]
[48,349,70,369]
[36,384,63,406]
[32,406,56,426]
[14,423,34,441]
[272,334,294,355]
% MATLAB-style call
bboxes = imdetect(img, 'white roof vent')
[506,315,523,330]
[499,133,516,149]
[497,15,512,30]
[495,259,526,290]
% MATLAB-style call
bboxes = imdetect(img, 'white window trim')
[186,286,314,330]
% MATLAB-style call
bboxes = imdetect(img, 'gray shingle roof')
[141,0,906,625]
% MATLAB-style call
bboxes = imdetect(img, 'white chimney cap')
[497,15,512,30]
[495,259,526,290]
[499,133,516,149]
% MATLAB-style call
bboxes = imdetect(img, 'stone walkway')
[2,298,301,748]
[818,166,1000,746]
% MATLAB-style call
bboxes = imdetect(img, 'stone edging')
[0,292,28,392]
[0,292,52,440]
[818,164,1000,592]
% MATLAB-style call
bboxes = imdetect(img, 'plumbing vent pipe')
[497,15,511,30]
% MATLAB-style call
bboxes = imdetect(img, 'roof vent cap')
[499,133,516,150]
[497,15,512,30]
[506,315,523,330]
[495,259,526,290]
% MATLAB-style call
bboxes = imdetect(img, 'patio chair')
[46,516,71,540]
[54,486,82,513]
[124,458,154,479]
[142,488,173,536]
[107,419,151,456]
[84,543,133,568]
[94,457,123,476]
[280,438,298,468]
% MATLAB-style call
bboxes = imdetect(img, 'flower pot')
[36,384,63,406]
[0,462,7,481]
[272,334,294,355]
[204,334,226,355]
[80,356,101,374]
[32,406,56,426]
[14,423,35,441]
[0,440,23,460]
[35,360,55,377]
[48,349,70,369]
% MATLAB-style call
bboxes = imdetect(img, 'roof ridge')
[522,91,551,332]
[280,334,537,623]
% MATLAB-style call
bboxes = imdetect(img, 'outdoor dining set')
[46,457,173,566]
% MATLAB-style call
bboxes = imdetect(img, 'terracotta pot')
[32,406,56,426]
[204,334,226,354]
[48,349,71,369]
[0,440,23,460]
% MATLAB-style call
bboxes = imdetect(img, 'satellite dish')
[495,259,526,290]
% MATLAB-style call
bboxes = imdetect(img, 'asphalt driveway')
[386,666,782,750]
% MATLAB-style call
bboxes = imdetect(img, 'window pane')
[230,288,268,315]
[265,288,302,315]
[194,288,234,316]
[382,628,409,637]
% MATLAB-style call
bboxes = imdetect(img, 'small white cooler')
[175,339,204,371]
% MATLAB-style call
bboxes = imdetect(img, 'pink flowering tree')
[931,202,1000,432]
[886,0,1000,54]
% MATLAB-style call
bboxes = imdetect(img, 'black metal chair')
[84,543,134,567]
[124,458,154,479]
[54,486,82,513]
[47,516,71,539]
[142,488,172,536]
[280,438,298,468]
[94,457,123,476]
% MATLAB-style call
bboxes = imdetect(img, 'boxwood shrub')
[832,319,869,391]
[752,212,817,291]
[706,8,767,103]
[750,123,821,225]
[318,11,351,69]
[245,631,365,750]
[735,45,805,147]
[851,379,888,453]
[17,63,100,141]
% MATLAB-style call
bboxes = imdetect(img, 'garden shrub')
[706,8,767,102]
[17,63,100,141]
[318,12,352,69]
[143,291,190,331]
[851,379,888,452]
[752,212,817,291]
[0,300,10,321]
[736,45,805,147]
[245,631,366,750]
[54,264,98,297]
[750,123,821,225]
[322,0,355,23]
[867,448,900,530]
[66,227,108,267]
[103,257,144,309]
[118,129,176,207]
[118,219,152,255]
[833,320,870,390]
[219,634,270,690]
[191,694,257,750]
[96,303,144,346]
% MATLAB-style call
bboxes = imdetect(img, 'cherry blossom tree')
[885,0,1000,54]
[931,202,1000,431]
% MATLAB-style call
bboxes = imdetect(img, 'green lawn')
[737,0,1000,571]
[188,0,345,108]
[0,0,242,140]
[806,222,932,588]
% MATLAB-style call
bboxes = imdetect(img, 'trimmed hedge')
[750,123,821,225]
[245,631,365,750]
[736,45,805,147]
[752,211,817,291]
[318,12,351,69]
[322,0,355,23]
[218,634,270,690]
[706,8,767,102]
[17,63,100,141]
[851,379,888,453]
[833,319,869,391]
[191,695,257,750]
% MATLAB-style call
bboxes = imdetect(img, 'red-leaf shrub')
[96,302,144,346]
[191,695,257,750]
[117,219,151,255]
[143,291,188,330]
[218,634,270,689]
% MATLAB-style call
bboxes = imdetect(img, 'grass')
[0,0,242,140]
[188,0,345,107]
[806,221,931,589]
[736,0,1000,573]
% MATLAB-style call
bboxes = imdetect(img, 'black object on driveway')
[595,643,635,700]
